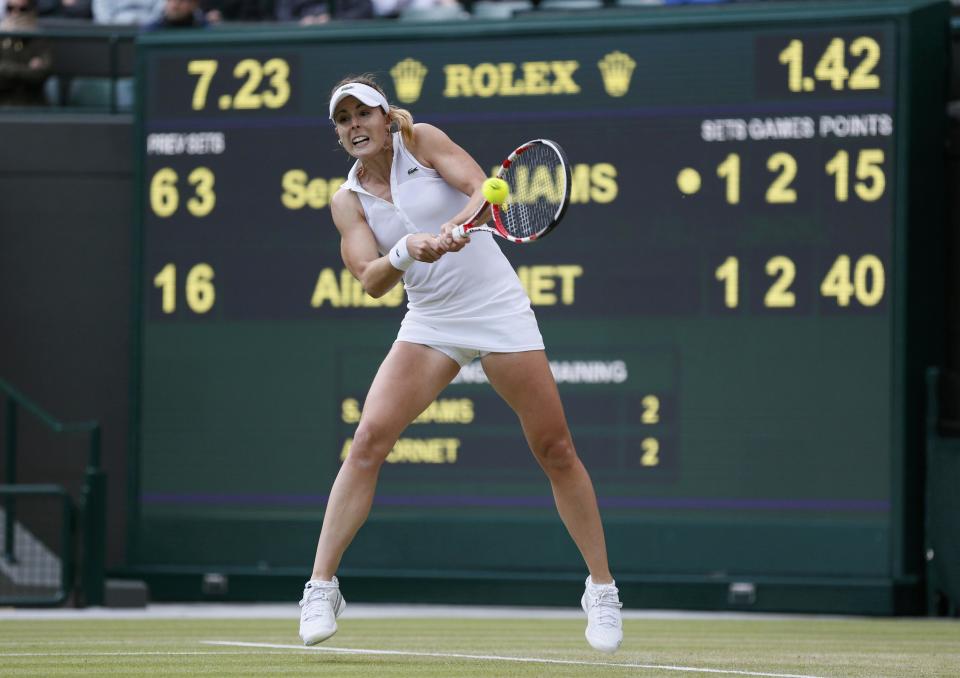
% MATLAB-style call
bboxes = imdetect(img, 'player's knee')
[345,426,393,471]
[533,437,577,474]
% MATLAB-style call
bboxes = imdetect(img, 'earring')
[337,139,342,146]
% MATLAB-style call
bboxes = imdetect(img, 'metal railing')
[0,484,74,605]
[0,378,105,606]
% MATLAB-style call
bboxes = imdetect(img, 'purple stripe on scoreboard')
[142,491,889,513]
[145,97,893,132]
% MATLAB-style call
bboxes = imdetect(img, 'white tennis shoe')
[298,577,346,645]
[581,576,623,653]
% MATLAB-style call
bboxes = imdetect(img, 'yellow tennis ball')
[482,177,509,204]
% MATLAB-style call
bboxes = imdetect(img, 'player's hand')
[439,222,470,252]
[408,232,447,263]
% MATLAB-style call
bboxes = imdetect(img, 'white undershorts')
[395,310,544,368]
[423,343,491,368]
[395,340,547,368]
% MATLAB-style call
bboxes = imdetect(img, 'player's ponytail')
[387,107,414,145]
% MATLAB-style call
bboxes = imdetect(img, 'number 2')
[765,256,796,308]
[641,395,660,424]
[641,438,659,467]
[766,153,797,204]
[233,59,263,109]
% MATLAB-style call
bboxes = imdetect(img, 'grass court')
[2,613,959,677]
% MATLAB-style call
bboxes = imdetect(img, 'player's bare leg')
[481,349,623,653]
[481,350,610,579]
[299,342,460,645]
[312,341,461,578]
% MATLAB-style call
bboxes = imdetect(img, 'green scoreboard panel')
[131,1,948,611]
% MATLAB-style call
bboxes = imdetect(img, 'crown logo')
[597,51,636,98]
[390,59,428,104]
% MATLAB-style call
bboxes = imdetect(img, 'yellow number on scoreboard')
[778,40,804,93]
[187,59,218,110]
[778,37,881,93]
[186,58,292,111]
[848,37,881,90]
[820,255,885,307]
[262,58,292,109]
[826,149,885,202]
[153,263,177,313]
[150,168,216,218]
[153,263,216,314]
[716,153,740,205]
[641,438,660,467]
[715,256,739,308]
[641,395,660,424]
[150,168,179,218]
[766,153,797,204]
[814,38,849,90]
[186,167,216,216]
[764,256,796,308]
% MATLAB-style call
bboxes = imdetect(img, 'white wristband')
[388,234,415,271]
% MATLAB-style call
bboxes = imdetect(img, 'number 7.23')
[186,58,291,111]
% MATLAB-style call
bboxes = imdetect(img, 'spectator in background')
[36,0,93,19]
[274,0,371,25]
[93,0,162,24]
[274,0,328,24]
[201,0,272,23]
[145,0,207,27]
[0,0,52,107]
[329,0,371,19]
[371,0,457,19]
[332,0,373,19]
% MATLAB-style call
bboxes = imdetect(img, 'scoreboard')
[130,0,948,611]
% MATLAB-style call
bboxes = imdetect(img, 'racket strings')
[499,144,566,239]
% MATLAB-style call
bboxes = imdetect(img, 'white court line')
[1,651,303,657]
[203,640,830,678]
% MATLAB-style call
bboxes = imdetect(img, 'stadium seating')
[398,4,471,21]
[470,0,533,19]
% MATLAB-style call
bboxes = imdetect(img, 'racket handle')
[452,225,466,239]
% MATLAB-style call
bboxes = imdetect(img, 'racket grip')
[452,225,466,239]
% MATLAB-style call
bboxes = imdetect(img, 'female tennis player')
[298,75,624,654]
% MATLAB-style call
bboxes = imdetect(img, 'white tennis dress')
[339,131,543,358]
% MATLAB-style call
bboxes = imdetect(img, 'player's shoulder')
[411,122,452,147]
[331,184,357,208]
[409,123,460,166]
[330,185,363,227]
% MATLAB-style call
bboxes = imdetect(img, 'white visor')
[328,82,390,120]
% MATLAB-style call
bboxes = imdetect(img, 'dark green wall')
[0,116,134,568]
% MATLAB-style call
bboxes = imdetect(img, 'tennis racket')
[452,138,571,244]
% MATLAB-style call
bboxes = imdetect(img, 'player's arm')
[411,123,488,248]
[330,188,444,298]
